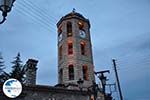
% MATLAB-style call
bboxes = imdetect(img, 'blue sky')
[0,0,150,100]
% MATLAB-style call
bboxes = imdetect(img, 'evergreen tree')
[0,52,5,74]
[10,52,25,82]
[0,52,10,83]
[0,71,10,83]
[0,52,7,83]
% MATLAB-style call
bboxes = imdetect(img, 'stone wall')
[57,12,95,88]
[0,84,90,100]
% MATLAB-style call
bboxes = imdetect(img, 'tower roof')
[57,9,90,27]
[64,10,86,19]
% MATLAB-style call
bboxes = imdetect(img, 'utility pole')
[112,59,123,100]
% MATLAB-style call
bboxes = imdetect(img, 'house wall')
[0,85,90,100]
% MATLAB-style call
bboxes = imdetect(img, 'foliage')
[0,52,5,74]
[10,53,25,83]
[0,52,10,83]
[0,52,26,83]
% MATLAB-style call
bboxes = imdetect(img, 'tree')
[0,52,5,74]
[0,52,7,83]
[0,71,10,83]
[10,52,25,83]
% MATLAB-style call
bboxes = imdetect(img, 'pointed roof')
[64,9,86,19]
[57,9,90,27]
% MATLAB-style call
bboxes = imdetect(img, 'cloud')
[0,0,150,99]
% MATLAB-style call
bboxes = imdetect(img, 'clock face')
[58,33,62,42]
[79,30,86,38]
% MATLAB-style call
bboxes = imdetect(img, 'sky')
[0,0,150,100]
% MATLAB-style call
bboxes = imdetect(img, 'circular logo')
[3,78,22,98]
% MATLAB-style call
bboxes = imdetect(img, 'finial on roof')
[72,8,76,13]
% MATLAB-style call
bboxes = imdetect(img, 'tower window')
[67,22,72,37]
[90,95,94,100]
[58,26,62,34]
[68,42,73,55]
[78,21,84,30]
[68,65,74,80]
[82,65,88,80]
[59,46,62,60]
[80,42,86,55]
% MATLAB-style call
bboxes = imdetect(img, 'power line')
[15,8,51,32]
[117,53,150,62]
[110,55,150,73]
[22,0,57,23]
[117,56,150,68]
[119,62,150,72]
[117,63,149,71]
[21,0,56,26]
[112,53,150,68]
[14,0,58,33]
[18,2,53,27]
[15,3,55,32]
[15,9,54,33]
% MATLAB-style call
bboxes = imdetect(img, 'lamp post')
[95,70,110,100]
[86,80,99,100]
[92,81,98,100]
[0,0,15,24]
[77,78,84,91]
[99,74,107,93]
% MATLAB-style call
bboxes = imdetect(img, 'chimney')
[24,59,38,85]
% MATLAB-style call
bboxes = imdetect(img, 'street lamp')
[95,70,110,93]
[77,78,84,91]
[95,70,110,100]
[98,74,107,93]
[91,81,98,100]
[0,0,15,24]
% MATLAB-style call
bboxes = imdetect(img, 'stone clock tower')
[57,10,95,89]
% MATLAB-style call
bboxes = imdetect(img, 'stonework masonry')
[24,59,38,86]
[0,84,90,100]
[0,11,107,100]
[57,11,95,88]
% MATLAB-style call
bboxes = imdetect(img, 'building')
[0,10,107,100]
[57,9,95,89]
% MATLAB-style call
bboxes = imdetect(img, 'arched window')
[68,65,74,80]
[82,65,88,80]
[90,95,94,100]
[67,22,72,37]
[80,42,86,55]
[58,26,62,34]
[58,26,63,42]
[59,45,62,60]
[68,42,73,55]
[78,21,84,30]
